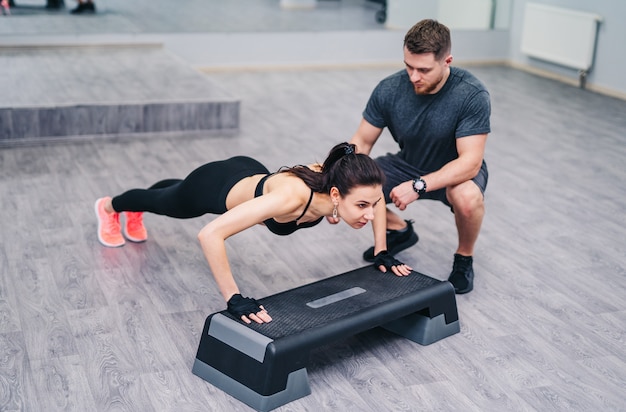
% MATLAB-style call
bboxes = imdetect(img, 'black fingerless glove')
[373,250,404,271]
[227,293,263,319]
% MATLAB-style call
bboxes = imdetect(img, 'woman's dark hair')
[281,142,385,195]
[404,19,451,61]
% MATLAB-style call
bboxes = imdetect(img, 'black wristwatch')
[412,177,427,195]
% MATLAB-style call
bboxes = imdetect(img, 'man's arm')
[350,118,384,155]
[423,133,487,191]
[389,133,488,210]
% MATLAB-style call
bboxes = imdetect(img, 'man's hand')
[389,181,419,210]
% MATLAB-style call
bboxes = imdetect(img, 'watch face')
[414,179,424,191]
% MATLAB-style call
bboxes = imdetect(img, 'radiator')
[521,3,602,84]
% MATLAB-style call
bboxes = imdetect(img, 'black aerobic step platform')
[192,265,460,411]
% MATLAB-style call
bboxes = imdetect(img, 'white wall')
[382,0,511,65]
[384,0,626,97]
[438,0,494,30]
[386,0,499,30]
[508,0,626,96]
[385,0,438,30]
[159,0,624,98]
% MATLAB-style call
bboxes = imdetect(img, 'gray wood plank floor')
[1,64,625,411]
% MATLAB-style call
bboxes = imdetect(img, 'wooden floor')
[1,64,625,411]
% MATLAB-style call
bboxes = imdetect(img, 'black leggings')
[111,156,269,219]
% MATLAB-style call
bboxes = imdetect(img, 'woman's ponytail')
[321,142,384,195]
[279,142,384,195]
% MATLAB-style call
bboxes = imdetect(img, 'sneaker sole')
[122,228,147,243]
[454,287,474,295]
[363,231,419,262]
[122,213,148,243]
[453,283,474,294]
[94,199,125,248]
[449,271,474,294]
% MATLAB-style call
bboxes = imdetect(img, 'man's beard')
[413,73,444,95]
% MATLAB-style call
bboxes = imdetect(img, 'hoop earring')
[332,204,338,219]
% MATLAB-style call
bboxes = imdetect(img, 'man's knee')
[446,183,484,218]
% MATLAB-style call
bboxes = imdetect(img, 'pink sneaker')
[1,0,10,15]
[94,197,125,247]
[123,212,148,242]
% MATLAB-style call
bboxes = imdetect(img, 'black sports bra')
[254,174,323,236]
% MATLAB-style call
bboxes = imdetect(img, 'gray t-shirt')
[363,66,491,173]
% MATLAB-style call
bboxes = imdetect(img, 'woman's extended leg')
[95,179,184,247]
[94,156,269,247]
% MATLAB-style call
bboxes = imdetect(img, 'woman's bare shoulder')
[269,171,311,194]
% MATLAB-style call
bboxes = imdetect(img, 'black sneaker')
[46,0,64,9]
[448,254,474,294]
[363,219,419,262]
[70,2,95,14]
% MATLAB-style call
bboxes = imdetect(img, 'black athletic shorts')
[375,153,488,209]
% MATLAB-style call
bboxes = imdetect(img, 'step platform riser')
[193,265,460,411]
[0,101,239,142]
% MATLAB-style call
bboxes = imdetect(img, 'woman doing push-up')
[95,142,411,324]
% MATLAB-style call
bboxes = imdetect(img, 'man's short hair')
[404,19,451,61]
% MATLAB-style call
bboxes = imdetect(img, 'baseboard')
[507,61,626,102]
